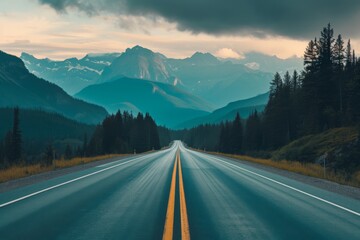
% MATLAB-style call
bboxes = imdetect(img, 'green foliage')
[88,111,160,155]
[0,108,95,166]
[173,24,360,175]
[273,128,359,174]
[44,144,54,166]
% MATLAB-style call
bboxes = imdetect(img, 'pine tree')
[44,144,54,166]
[304,39,319,73]
[229,113,243,153]
[333,34,345,115]
[64,144,73,160]
[244,111,262,151]
[291,70,299,91]
[82,134,88,157]
[319,24,335,69]
[333,34,345,71]
[0,139,4,168]
[346,39,352,68]
[7,108,22,164]
[270,72,283,98]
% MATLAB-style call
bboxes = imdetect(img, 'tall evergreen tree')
[304,38,319,73]
[6,108,22,164]
[230,113,243,153]
[244,111,262,151]
[346,39,352,68]
[333,34,345,71]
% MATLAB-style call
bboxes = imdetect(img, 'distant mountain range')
[22,46,302,108]
[75,77,212,127]
[177,92,269,129]
[21,52,121,94]
[98,46,274,107]
[0,51,108,124]
[15,46,302,128]
[221,52,303,74]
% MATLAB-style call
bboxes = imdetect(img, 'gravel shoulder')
[0,154,134,193]
[206,152,360,201]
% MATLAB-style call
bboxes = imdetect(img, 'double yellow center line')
[163,150,190,240]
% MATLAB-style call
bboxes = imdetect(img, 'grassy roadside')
[0,154,127,183]
[206,152,360,188]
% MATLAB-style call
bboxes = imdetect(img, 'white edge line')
[0,156,142,208]
[191,150,360,217]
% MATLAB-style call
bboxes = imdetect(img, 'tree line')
[170,24,360,161]
[0,109,161,168]
[86,111,160,156]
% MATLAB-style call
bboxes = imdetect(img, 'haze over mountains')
[76,77,212,127]
[22,46,301,105]
[12,46,303,128]
[21,52,121,94]
[0,51,108,124]
[177,92,269,129]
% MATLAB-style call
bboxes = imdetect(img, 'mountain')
[21,52,121,94]
[99,46,174,84]
[177,92,269,129]
[168,60,272,107]
[22,46,277,108]
[75,77,213,127]
[222,52,303,74]
[0,51,108,124]
[98,46,273,107]
[176,52,221,66]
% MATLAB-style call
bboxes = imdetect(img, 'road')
[0,141,359,239]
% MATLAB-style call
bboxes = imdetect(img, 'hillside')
[177,92,269,129]
[75,77,212,127]
[0,108,95,156]
[167,56,272,107]
[273,127,360,175]
[0,51,108,124]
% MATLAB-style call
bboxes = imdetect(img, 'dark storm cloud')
[38,0,360,39]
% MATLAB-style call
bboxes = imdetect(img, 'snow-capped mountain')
[21,46,302,113]
[0,51,108,124]
[21,52,121,94]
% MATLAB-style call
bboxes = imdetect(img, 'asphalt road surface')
[1,141,359,239]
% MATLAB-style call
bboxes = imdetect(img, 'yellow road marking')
[178,150,191,240]
[162,155,178,240]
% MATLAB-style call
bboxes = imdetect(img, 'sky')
[1,0,360,60]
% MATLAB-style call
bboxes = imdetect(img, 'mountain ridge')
[0,50,108,124]
[75,77,213,127]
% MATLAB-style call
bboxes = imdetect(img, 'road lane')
[179,144,360,240]
[1,141,359,240]
[0,145,177,240]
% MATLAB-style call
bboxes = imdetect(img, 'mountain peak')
[20,52,35,59]
[187,52,220,65]
[125,45,153,55]
[0,51,27,70]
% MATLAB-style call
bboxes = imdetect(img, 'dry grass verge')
[0,154,126,183]
[207,152,360,188]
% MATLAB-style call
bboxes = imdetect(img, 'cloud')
[37,0,360,39]
[215,48,244,59]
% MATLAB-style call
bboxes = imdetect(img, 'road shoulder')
[202,151,360,201]
[0,154,135,193]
